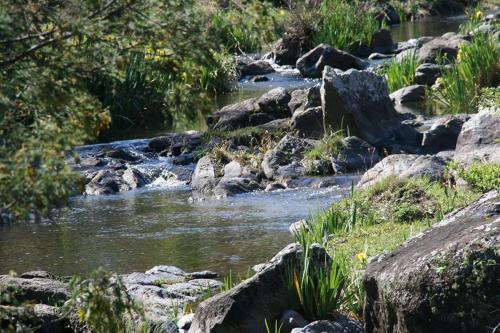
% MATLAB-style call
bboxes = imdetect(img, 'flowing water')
[0,16,463,277]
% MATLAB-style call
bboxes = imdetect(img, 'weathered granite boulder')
[0,274,68,305]
[240,60,275,76]
[289,85,321,114]
[421,115,469,154]
[321,67,421,149]
[417,32,469,63]
[364,190,500,333]
[257,87,291,118]
[390,85,427,104]
[415,63,442,86]
[188,244,329,333]
[290,318,364,333]
[454,106,500,164]
[358,154,447,188]
[296,44,367,78]
[291,106,324,139]
[262,135,318,179]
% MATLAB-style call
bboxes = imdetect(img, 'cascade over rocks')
[454,106,500,164]
[321,67,421,149]
[296,44,367,78]
[188,244,330,333]
[364,190,500,333]
[358,154,448,188]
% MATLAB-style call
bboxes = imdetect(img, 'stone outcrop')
[188,244,329,333]
[364,191,500,333]
[454,106,500,164]
[291,106,324,139]
[358,154,448,188]
[296,44,367,78]
[321,67,421,149]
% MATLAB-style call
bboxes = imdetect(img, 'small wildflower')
[475,10,483,20]
[356,251,368,264]
[278,9,286,17]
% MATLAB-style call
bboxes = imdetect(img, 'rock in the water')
[421,115,468,154]
[296,44,367,78]
[251,75,269,82]
[213,177,261,198]
[210,98,259,130]
[105,148,140,162]
[415,63,442,86]
[262,135,317,179]
[269,36,304,66]
[332,136,381,173]
[191,156,219,194]
[358,154,447,188]
[364,190,500,333]
[371,29,393,54]
[240,60,275,76]
[257,87,291,118]
[417,32,469,63]
[291,106,324,139]
[280,309,309,333]
[290,318,364,333]
[454,106,500,164]
[148,131,203,154]
[321,67,421,149]
[368,53,393,60]
[188,244,329,333]
[84,167,147,195]
[390,85,427,104]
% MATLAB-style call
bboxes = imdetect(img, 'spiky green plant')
[383,54,420,93]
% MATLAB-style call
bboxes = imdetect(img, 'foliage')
[63,268,142,333]
[431,34,500,114]
[0,284,38,333]
[287,247,350,321]
[313,0,383,52]
[304,131,344,161]
[382,54,421,93]
[478,87,500,110]
[264,319,283,333]
[206,0,287,53]
[450,162,500,192]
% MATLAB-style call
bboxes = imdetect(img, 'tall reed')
[383,54,420,93]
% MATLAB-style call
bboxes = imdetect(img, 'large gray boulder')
[332,136,381,173]
[240,60,275,76]
[321,67,421,149]
[364,190,500,333]
[414,63,442,86]
[0,274,68,305]
[262,135,317,179]
[417,32,469,63]
[358,154,447,188]
[421,115,469,154]
[257,87,291,118]
[296,44,367,78]
[84,167,148,195]
[210,98,259,130]
[188,244,329,333]
[454,106,500,164]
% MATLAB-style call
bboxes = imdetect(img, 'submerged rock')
[321,67,421,149]
[454,106,500,164]
[296,44,367,78]
[364,190,500,333]
[358,154,448,188]
[188,244,329,333]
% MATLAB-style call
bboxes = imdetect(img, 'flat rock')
[417,32,469,63]
[358,154,448,188]
[364,190,500,333]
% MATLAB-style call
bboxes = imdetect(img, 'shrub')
[63,268,142,333]
[382,54,421,93]
[454,162,500,192]
[313,0,383,52]
[432,34,500,114]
